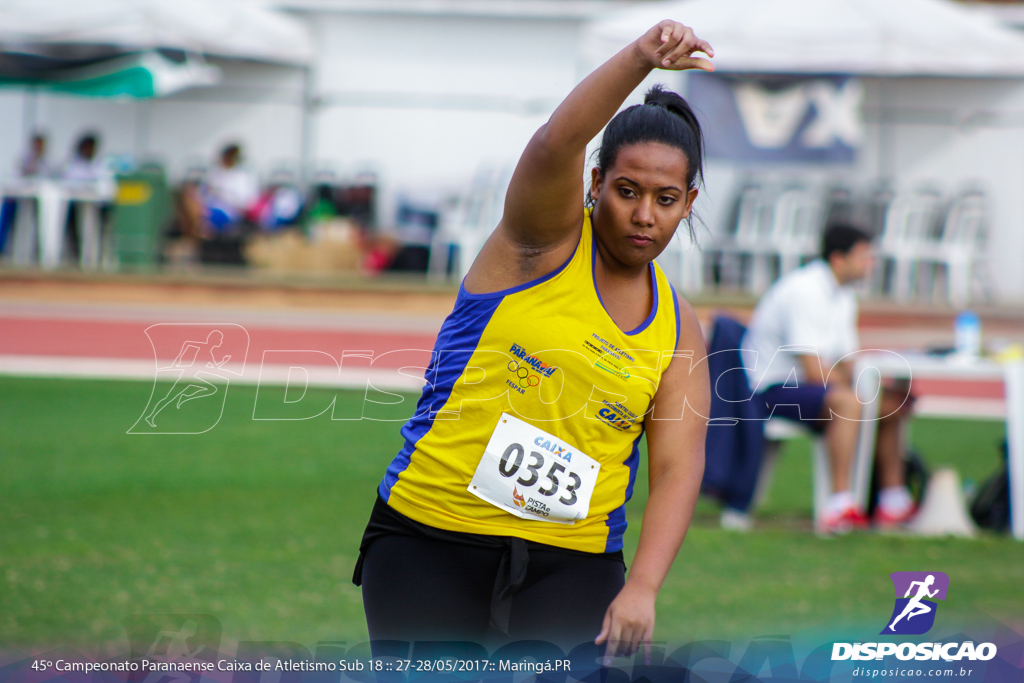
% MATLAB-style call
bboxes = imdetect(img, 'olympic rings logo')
[507,360,541,388]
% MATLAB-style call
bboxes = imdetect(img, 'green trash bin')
[112,166,170,270]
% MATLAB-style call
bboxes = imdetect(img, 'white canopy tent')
[0,0,316,184]
[0,0,313,66]
[583,0,1024,77]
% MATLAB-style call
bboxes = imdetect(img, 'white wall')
[308,12,580,219]
[143,60,306,179]
[0,91,29,178]
[860,77,1024,302]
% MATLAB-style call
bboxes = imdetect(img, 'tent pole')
[879,79,895,184]
[22,89,38,139]
[300,65,315,190]
[134,99,152,162]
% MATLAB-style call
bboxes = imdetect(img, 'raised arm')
[595,299,710,663]
[463,21,713,293]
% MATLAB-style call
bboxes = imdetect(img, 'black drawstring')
[489,537,529,634]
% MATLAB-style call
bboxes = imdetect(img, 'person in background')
[171,171,208,240]
[202,143,259,231]
[250,169,304,231]
[0,133,50,252]
[19,133,50,178]
[59,132,115,264]
[740,224,916,533]
[0,132,50,252]
[61,133,106,182]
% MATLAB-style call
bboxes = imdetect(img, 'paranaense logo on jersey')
[831,571,997,662]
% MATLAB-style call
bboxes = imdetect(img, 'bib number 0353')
[468,413,600,524]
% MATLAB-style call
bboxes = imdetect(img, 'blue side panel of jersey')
[671,284,681,351]
[603,429,645,552]
[379,289,504,501]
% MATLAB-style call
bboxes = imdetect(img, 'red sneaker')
[873,504,917,530]
[821,507,870,535]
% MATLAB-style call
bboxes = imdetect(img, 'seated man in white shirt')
[741,225,915,533]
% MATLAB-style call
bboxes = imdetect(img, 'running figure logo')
[130,324,249,434]
[881,571,949,635]
[145,331,230,427]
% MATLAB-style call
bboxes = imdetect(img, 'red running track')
[0,315,1005,400]
[0,316,438,366]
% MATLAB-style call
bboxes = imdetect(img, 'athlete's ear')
[590,167,603,204]
[681,187,699,219]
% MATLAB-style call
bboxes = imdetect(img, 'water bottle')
[954,310,981,358]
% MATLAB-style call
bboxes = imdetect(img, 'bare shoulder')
[674,295,706,354]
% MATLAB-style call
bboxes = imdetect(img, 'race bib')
[468,413,600,524]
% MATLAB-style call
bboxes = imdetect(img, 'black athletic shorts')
[354,493,626,650]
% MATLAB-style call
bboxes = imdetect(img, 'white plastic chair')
[919,191,989,307]
[5,180,68,268]
[875,189,942,302]
[428,165,511,283]
[656,226,705,294]
[7,186,39,265]
[770,187,825,278]
[713,183,776,292]
[5,179,112,270]
[754,417,831,533]
[715,183,825,295]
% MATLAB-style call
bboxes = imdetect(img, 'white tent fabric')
[584,0,1024,77]
[0,0,313,65]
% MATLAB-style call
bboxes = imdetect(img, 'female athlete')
[354,20,712,661]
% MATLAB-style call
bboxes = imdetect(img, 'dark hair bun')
[643,85,704,161]
[596,84,705,190]
[644,83,685,110]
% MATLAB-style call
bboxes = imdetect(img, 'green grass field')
[2,376,1021,649]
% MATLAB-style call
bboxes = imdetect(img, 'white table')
[4,179,113,270]
[852,352,1024,539]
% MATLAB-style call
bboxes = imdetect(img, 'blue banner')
[689,72,863,163]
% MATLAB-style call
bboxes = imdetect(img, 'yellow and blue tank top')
[379,214,683,553]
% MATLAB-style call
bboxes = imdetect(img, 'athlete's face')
[590,142,698,270]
